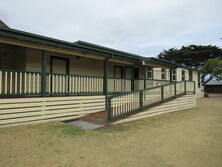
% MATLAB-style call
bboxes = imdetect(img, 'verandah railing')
[0,69,174,96]
[0,69,42,96]
[107,81,195,122]
[0,69,189,97]
[108,78,131,93]
[134,79,170,90]
[47,73,104,95]
[0,69,105,96]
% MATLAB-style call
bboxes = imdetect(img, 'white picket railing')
[108,81,195,122]
[47,74,104,94]
[0,70,41,96]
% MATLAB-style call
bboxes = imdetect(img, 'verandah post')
[140,90,143,110]
[144,67,147,89]
[131,65,134,91]
[170,68,173,83]
[107,96,112,122]
[184,81,187,94]
[103,59,109,109]
[174,82,177,97]
[41,50,46,97]
[193,81,196,94]
[161,86,164,102]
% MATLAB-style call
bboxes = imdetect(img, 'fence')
[0,95,105,127]
[107,81,195,122]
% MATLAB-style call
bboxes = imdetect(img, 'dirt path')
[0,97,221,167]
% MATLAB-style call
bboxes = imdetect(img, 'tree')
[201,58,222,84]
[158,45,222,69]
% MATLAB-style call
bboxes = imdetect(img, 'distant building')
[0,19,9,28]
[205,79,222,93]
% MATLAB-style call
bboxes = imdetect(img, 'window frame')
[182,70,185,81]
[161,68,166,80]
[146,67,153,79]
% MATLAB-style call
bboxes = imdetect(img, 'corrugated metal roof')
[205,79,222,85]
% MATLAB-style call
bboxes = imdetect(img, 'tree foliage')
[158,45,222,68]
[201,58,222,82]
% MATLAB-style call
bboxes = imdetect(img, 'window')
[125,67,131,79]
[114,66,123,78]
[146,67,153,79]
[161,68,166,80]
[189,71,193,81]
[198,72,201,88]
[172,69,176,81]
[182,70,185,81]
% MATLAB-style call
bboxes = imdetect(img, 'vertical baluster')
[86,77,88,93]
[66,75,68,94]
[69,75,72,94]
[37,73,40,94]
[74,76,78,93]
[83,77,85,93]
[55,75,58,93]
[78,76,80,93]
[24,72,27,94]
[63,75,65,93]
[9,72,13,94]
[59,75,61,93]
[72,76,75,93]
[33,73,35,94]
[19,72,22,94]
[81,76,83,93]
[4,71,7,94]
[15,72,17,94]
[114,97,117,117]
[52,74,55,94]
[28,73,31,94]
[48,74,51,94]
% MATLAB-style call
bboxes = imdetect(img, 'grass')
[0,97,222,167]
[48,124,85,136]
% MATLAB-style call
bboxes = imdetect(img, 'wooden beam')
[0,36,106,60]
[142,61,175,69]
[109,58,134,65]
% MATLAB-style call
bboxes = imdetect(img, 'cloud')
[1,0,222,57]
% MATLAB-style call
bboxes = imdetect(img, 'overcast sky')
[1,0,222,57]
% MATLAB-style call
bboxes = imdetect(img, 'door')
[114,66,123,92]
[133,68,139,90]
[51,57,69,74]
[50,57,69,94]
[125,67,132,91]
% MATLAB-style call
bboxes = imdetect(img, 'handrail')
[107,80,195,122]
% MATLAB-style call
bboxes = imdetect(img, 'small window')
[189,71,193,81]
[172,69,176,81]
[182,70,185,81]
[161,68,166,80]
[147,67,153,79]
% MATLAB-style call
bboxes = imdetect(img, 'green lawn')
[0,97,221,167]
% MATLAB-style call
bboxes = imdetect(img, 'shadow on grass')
[48,123,85,137]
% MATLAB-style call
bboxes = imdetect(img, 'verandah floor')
[0,97,221,167]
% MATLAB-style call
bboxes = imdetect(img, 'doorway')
[50,57,69,74]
